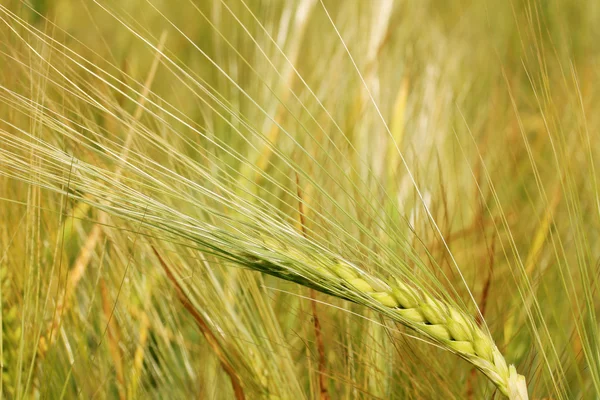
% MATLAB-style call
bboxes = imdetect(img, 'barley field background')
[0,0,599,399]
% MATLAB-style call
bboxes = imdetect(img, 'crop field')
[0,1,599,399]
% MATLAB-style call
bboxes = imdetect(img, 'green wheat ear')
[245,236,528,399]
[0,265,22,398]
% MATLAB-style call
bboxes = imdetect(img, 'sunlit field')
[1,1,599,399]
